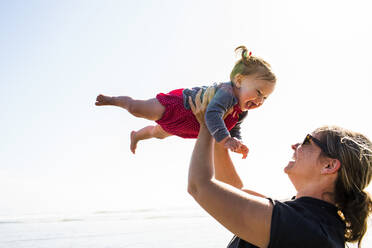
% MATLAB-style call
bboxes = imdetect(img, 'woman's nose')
[292,143,300,150]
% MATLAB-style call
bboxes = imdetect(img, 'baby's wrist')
[219,136,231,145]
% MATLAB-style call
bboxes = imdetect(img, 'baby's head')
[230,46,276,111]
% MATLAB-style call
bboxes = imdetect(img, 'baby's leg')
[96,94,165,121]
[130,125,171,154]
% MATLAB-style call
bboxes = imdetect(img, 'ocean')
[1,206,370,248]
[0,206,232,248]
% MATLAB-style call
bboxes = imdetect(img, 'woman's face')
[284,133,325,190]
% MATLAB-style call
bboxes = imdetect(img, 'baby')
[96,46,276,158]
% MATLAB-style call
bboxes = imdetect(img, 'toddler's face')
[234,74,275,111]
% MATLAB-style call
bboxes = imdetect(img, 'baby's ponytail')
[235,46,252,63]
[230,46,276,84]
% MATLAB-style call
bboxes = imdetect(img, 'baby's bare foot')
[130,131,139,154]
[95,94,115,106]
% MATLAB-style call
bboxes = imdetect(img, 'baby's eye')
[257,89,268,100]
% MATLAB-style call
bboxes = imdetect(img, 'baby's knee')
[125,98,137,113]
[152,125,169,139]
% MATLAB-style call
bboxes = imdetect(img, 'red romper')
[155,88,242,139]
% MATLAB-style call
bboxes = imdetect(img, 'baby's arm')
[227,111,249,158]
[204,84,249,158]
[205,84,236,143]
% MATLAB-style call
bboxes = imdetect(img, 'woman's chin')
[284,161,295,174]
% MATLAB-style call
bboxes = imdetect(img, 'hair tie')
[243,50,252,58]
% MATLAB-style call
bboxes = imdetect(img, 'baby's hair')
[230,46,276,84]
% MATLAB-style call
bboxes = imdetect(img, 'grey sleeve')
[183,86,208,109]
[229,111,248,140]
[205,88,236,142]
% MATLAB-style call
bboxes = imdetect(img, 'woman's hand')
[188,89,208,125]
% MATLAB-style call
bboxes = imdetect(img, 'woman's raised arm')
[187,92,273,247]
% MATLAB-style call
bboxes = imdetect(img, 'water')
[0,207,232,248]
[1,207,371,248]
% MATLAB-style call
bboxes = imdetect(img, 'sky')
[0,0,371,225]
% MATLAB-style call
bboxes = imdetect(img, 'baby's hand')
[223,137,249,159]
[234,144,249,159]
[223,137,242,151]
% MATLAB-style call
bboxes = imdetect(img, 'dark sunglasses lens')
[308,135,335,158]
[303,135,310,145]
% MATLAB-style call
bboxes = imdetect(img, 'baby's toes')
[97,94,106,102]
[95,95,111,105]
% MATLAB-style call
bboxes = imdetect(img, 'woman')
[187,92,371,248]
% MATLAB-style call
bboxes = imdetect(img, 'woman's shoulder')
[272,197,345,226]
[268,197,345,247]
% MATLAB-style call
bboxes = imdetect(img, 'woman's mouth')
[290,153,296,162]
[285,154,296,173]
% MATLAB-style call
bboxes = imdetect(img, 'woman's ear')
[321,159,341,175]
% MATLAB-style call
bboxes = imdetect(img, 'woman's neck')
[295,183,336,205]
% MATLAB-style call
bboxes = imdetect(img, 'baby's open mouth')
[245,101,257,109]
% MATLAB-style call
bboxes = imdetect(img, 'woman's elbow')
[187,178,207,200]
[187,179,212,200]
[187,181,199,198]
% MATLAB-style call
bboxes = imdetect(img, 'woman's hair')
[230,46,276,84]
[315,126,372,247]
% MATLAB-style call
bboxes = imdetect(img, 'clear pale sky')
[1,0,371,225]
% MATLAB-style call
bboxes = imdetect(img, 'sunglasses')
[302,134,335,158]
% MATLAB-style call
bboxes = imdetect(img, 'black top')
[227,197,345,248]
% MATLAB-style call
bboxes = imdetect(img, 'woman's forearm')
[214,142,243,189]
[187,124,214,196]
